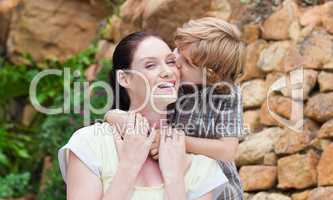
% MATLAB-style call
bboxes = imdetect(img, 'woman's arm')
[164,184,213,200]
[104,113,155,199]
[102,159,142,200]
[196,192,213,200]
[159,129,187,200]
[150,134,239,161]
[164,179,186,200]
[185,85,242,161]
[67,152,139,200]
[185,136,239,161]
[66,152,103,200]
[66,113,154,200]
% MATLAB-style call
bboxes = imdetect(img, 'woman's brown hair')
[109,32,160,110]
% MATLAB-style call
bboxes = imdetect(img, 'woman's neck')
[128,104,166,187]
[129,104,168,129]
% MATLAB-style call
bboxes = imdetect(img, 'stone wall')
[1,0,333,199]
[102,1,333,199]
[237,1,333,200]
[0,0,109,64]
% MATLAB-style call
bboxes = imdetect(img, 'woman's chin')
[151,96,177,110]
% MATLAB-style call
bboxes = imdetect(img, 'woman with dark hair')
[58,32,227,200]
[106,18,246,200]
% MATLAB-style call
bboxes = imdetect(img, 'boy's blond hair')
[175,17,245,86]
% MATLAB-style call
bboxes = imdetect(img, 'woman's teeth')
[158,82,175,88]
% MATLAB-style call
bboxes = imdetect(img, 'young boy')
[106,17,246,200]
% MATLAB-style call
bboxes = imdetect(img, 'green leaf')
[0,151,9,166]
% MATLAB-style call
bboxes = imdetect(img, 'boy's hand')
[105,109,128,134]
[150,129,161,160]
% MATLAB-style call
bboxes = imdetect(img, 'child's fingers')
[128,111,136,125]
[150,142,159,150]
[152,154,159,160]
[125,111,136,136]
[160,129,166,145]
[104,109,123,120]
[135,113,144,136]
[150,148,158,156]
[141,115,150,136]
[148,123,157,144]
[154,129,161,142]
[113,131,124,155]
[174,129,185,143]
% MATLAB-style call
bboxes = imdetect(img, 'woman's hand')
[115,112,156,172]
[158,128,187,200]
[158,128,187,183]
[150,129,161,160]
[104,113,156,200]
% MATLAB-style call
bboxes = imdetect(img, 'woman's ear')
[117,70,131,89]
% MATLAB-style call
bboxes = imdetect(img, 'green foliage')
[36,161,66,200]
[0,41,112,199]
[104,0,125,15]
[240,0,251,4]
[36,59,112,200]
[0,63,36,106]
[0,172,31,198]
[90,59,113,119]
[0,126,31,173]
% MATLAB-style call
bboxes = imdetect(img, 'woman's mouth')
[157,82,175,89]
[156,81,177,93]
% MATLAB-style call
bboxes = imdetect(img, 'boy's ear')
[117,70,131,88]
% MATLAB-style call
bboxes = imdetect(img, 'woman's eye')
[145,63,156,69]
[167,60,176,66]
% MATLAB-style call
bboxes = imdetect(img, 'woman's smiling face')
[123,37,180,109]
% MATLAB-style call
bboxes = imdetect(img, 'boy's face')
[174,47,204,85]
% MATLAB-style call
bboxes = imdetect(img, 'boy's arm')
[185,84,243,161]
[185,136,239,161]
[150,133,239,161]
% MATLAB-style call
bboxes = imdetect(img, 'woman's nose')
[160,63,173,78]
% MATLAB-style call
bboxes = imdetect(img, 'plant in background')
[0,125,31,176]
[240,0,251,4]
[0,64,36,107]
[35,52,112,200]
[104,0,125,15]
[36,161,66,200]
[0,172,31,198]
[36,58,112,200]
[0,40,114,199]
